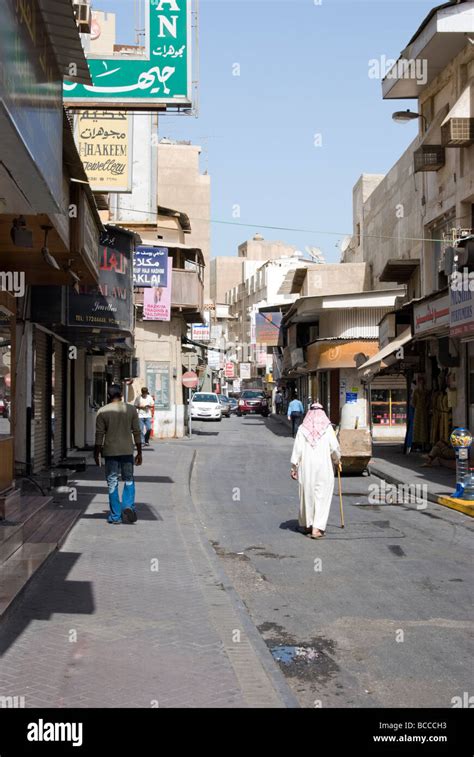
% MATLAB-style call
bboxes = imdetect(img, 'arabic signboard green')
[64,0,192,108]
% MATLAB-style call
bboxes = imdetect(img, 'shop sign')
[225,362,235,379]
[146,361,170,411]
[240,363,251,380]
[256,312,282,347]
[76,110,132,192]
[450,287,474,338]
[414,294,450,336]
[207,350,220,370]
[143,259,172,322]
[192,324,210,341]
[134,247,168,287]
[67,230,133,332]
[64,0,192,108]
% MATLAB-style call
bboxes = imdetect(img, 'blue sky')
[98,0,436,262]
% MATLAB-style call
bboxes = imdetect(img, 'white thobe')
[291,425,341,531]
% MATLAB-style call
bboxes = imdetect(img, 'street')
[191,414,473,708]
[1,415,471,710]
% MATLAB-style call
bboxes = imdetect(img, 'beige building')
[345,0,474,440]
[158,140,211,297]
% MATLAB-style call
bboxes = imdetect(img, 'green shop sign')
[64,0,192,109]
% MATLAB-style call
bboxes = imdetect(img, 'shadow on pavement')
[262,416,293,438]
[0,552,94,657]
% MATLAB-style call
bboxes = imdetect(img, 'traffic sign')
[182,371,199,389]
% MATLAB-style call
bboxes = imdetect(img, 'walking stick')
[337,463,345,529]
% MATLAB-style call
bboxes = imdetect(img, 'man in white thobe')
[290,403,341,538]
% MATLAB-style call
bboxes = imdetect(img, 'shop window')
[145,361,170,411]
[371,388,407,427]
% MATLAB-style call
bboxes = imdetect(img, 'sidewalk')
[271,414,474,518]
[0,442,298,708]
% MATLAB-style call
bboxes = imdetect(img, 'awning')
[382,1,473,99]
[358,327,412,379]
[38,0,91,84]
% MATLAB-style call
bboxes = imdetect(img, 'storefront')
[450,285,474,431]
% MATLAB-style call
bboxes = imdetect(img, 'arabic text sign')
[134,247,168,287]
[240,363,251,380]
[143,259,172,321]
[413,294,450,336]
[67,233,133,332]
[76,110,132,192]
[64,0,191,107]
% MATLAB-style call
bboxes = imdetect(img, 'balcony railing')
[171,268,204,313]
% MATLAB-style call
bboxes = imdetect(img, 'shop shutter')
[33,329,50,473]
[53,340,66,465]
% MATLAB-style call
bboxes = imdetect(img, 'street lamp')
[392,110,428,131]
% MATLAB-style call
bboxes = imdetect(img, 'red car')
[237,390,270,417]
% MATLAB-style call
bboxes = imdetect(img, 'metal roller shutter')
[33,329,51,473]
[53,340,66,465]
[371,376,406,390]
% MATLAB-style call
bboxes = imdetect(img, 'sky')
[96,0,437,262]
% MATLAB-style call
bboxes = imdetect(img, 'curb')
[369,463,474,518]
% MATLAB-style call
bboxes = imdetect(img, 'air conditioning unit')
[72,1,92,33]
[414,145,445,172]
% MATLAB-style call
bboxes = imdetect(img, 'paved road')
[191,413,474,708]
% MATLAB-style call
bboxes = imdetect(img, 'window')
[193,393,218,403]
[371,388,407,427]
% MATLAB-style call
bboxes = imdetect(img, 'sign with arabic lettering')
[143,259,173,321]
[133,247,168,287]
[67,230,133,332]
[75,110,132,192]
[63,0,192,109]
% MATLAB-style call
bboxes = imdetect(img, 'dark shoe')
[122,507,137,524]
[108,519,121,525]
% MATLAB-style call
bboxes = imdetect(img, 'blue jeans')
[104,455,135,523]
[139,417,152,444]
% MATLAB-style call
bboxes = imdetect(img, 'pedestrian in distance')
[287,393,305,437]
[275,389,283,415]
[290,402,341,539]
[134,386,154,446]
[94,384,142,525]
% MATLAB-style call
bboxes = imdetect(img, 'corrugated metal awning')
[38,0,91,84]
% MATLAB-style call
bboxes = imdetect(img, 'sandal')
[309,529,325,539]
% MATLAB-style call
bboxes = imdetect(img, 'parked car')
[190,392,222,421]
[227,397,239,413]
[218,395,231,417]
[237,390,270,417]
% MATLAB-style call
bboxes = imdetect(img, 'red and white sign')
[414,294,450,336]
[224,362,235,379]
[182,371,199,389]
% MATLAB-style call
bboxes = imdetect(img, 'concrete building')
[345,0,474,444]
[210,257,244,304]
[158,140,211,297]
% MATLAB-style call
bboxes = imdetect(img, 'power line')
[109,205,465,245]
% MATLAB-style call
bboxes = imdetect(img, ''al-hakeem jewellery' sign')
[75,111,132,192]
[63,0,192,108]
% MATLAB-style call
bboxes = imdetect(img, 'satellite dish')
[305,246,326,264]
[338,236,352,254]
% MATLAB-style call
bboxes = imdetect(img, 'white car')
[190,392,222,421]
